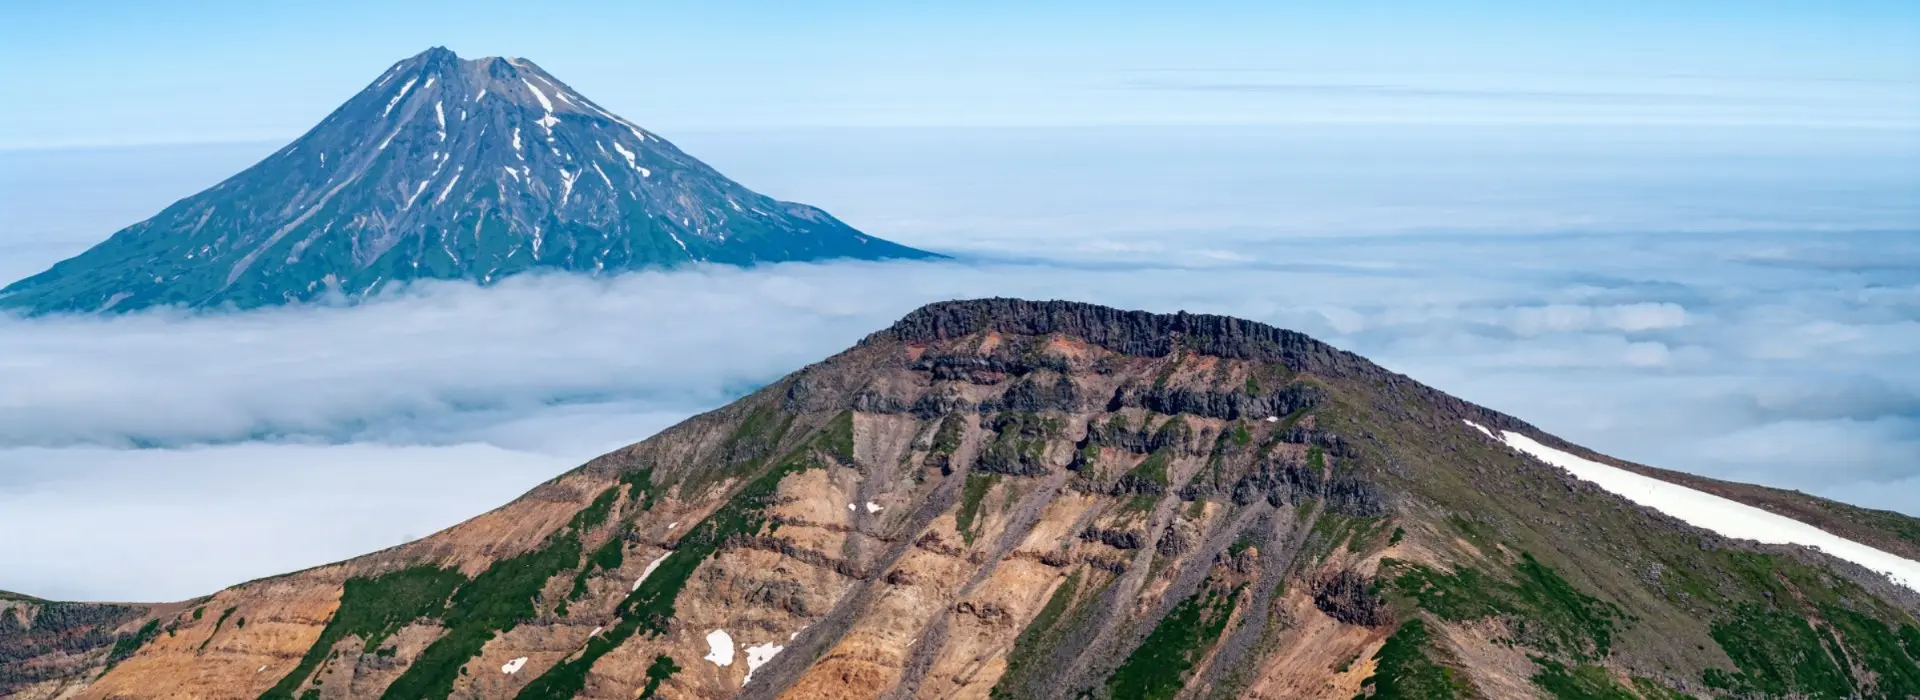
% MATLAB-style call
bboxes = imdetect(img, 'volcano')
[10,299,1920,699]
[0,47,937,315]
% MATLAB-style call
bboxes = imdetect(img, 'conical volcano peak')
[0,50,938,315]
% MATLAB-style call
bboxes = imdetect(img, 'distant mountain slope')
[0,47,937,314]
[15,299,1920,699]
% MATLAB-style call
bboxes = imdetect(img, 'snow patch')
[501,657,527,674]
[668,522,679,530]
[403,180,430,210]
[743,642,784,686]
[865,501,883,513]
[377,124,404,150]
[383,77,419,117]
[591,163,613,189]
[633,552,671,591]
[434,169,462,205]
[612,141,641,172]
[422,76,435,90]
[1463,420,1495,439]
[666,230,690,256]
[522,78,554,111]
[474,88,486,102]
[536,113,560,131]
[511,127,523,157]
[558,169,577,205]
[847,503,856,512]
[704,629,735,667]
[1476,422,1920,592]
[504,166,521,182]
[434,101,446,140]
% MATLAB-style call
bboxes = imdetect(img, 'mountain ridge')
[0,47,938,315]
[11,298,1920,699]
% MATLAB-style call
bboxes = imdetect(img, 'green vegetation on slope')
[378,536,584,698]
[638,655,680,698]
[199,606,237,652]
[105,619,161,670]
[958,473,998,545]
[1529,659,1648,699]
[1383,553,1623,660]
[993,571,1081,699]
[514,432,839,699]
[1356,618,1469,699]
[1105,581,1241,700]
[259,567,465,699]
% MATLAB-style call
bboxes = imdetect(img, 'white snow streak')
[743,642,784,686]
[434,101,446,140]
[378,125,403,150]
[383,77,419,117]
[611,141,644,174]
[403,179,430,210]
[501,657,527,674]
[633,552,671,591]
[512,127,523,157]
[1467,421,1920,592]
[558,169,577,205]
[704,630,735,667]
[521,79,554,112]
[503,166,521,182]
[474,88,486,102]
[434,169,462,205]
[1464,421,1494,439]
[422,76,435,90]
[666,230,690,257]
[591,163,613,189]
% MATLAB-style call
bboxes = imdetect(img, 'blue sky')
[3,0,1917,148]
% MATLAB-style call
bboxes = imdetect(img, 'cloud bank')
[2,125,1915,601]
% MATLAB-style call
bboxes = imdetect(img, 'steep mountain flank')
[17,299,1920,699]
[0,47,936,315]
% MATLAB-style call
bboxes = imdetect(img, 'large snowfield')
[1468,420,1920,592]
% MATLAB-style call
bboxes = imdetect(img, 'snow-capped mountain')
[0,47,938,314]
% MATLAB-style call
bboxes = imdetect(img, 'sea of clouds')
[2,124,1915,600]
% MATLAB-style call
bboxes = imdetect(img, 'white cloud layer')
[2,126,1915,601]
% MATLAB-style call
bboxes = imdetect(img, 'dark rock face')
[1311,570,1389,627]
[0,47,938,315]
[982,375,1082,414]
[1080,527,1146,550]
[1108,382,1323,421]
[1227,459,1326,507]
[1081,414,1200,456]
[973,413,1058,477]
[878,298,1361,376]
[874,299,1548,435]
[1325,474,1389,517]
[0,600,144,693]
